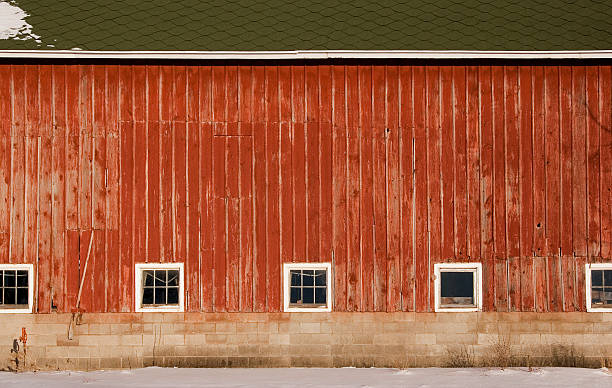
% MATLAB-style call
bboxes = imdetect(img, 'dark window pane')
[315,270,326,286]
[441,272,474,298]
[0,271,3,287]
[4,271,15,287]
[167,271,179,286]
[0,288,3,303]
[290,270,301,287]
[4,288,15,304]
[605,270,612,286]
[167,287,179,304]
[154,288,166,304]
[143,270,155,286]
[155,270,167,286]
[290,287,301,304]
[17,271,28,287]
[315,287,327,304]
[303,270,314,286]
[303,287,314,304]
[17,288,28,305]
[142,288,154,305]
[592,270,603,286]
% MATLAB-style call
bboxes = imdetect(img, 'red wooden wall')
[0,63,610,313]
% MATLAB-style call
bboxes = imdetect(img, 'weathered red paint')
[0,63,611,313]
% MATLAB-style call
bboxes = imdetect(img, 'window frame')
[283,262,332,312]
[0,263,34,314]
[585,263,612,312]
[135,262,184,313]
[434,262,482,313]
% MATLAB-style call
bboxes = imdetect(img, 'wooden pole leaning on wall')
[67,231,94,340]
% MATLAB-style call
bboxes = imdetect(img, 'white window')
[434,263,482,312]
[0,264,33,313]
[586,263,612,312]
[283,263,332,312]
[135,263,184,312]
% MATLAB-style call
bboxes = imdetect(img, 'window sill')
[284,306,332,313]
[136,306,184,313]
[434,307,480,313]
[586,307,612,313]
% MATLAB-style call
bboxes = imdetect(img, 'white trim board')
[0,263,34,314]
[1,50,612,60]
[433,262,483,313]
[283,262,332,313]
[134,262,185,313]
[585,263,612,313]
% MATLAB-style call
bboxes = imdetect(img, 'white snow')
[0,367,610,387]
[0,1,41,42]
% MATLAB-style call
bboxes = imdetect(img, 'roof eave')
[0,50,612,59]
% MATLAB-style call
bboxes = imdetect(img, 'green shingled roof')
[1,0,612,51]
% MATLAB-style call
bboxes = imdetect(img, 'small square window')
[135,263,184,312]
[283,263,332,312]
[0,264,33,313]
[434,263,482,312]
[586,264,612,312]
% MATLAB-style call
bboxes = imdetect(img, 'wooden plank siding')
[0,63,611,313]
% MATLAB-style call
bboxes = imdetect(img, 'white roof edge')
[0,50,612,59]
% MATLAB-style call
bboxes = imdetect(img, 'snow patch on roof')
[0,1,41,42]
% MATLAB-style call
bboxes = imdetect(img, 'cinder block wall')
[1,312,611,370]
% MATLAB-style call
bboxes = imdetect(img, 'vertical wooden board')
[173,66,187,122]
[160,66,173,122]
[345,66,361,311]
[546,66,562,256]
[279,68,293,270]
[331,65,347,310]
[132,66,146,123]
[226,66,239,125]
[239,66,253,124]
[600,66,612,259]
[25,65,40,138]
[359,65,374,311]
[399,66,415,311]
[547,255,562,311]
[79,229,94,311]
[105,65,120,312]
[226,137,240,311]
[293,121,307,261]
[466,66,481,260]
[64,66,78,230]
[572,66,588,256]
[266,123,281,311]
[505,66,521,310]
[147,66,160,122]
[51,65,66,311]
[25,131,39,267]
[561,256,577,311]
[174,121,188,266]
[491,66,508,310]
[160,121,173,262]
[534,256,548,312]
[213,136,226,311]
[413,66,429,312]
[385,66,401,311]
[212,66,226,134]
[186,121,200,311]
[119,121,134,312]
[306,120,320,261]
[479,66,495,311]
[79,128,92,233]
[265,66,279,124]
[372,66,387,312]
[239,135,253,311]
[504,67,521,260]
[426,66,441,310]
[575,256,586,311]
[586,66,601,258]
[449,66,463,259]
[134,122,147,264]
[253,65,266,123]
[532,66,547,255]
[558,67,573,257]
[92,229,106,312]
[200,123,214,311]
[319,68,333,270]
[65,230,80,309]
[520,256,535,311]
[0,66,10,264]
[253,123,267,311]
[147,120,161,261]
[187,66,199,123]
[305,65,319,123]
[519,66,534,261]
[10,66,25,263]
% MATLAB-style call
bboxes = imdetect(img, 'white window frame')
[283,262,332,312]
[585,263,612,312]
[135,263,184,313]
[0,263,34,314]
[434,262,482,312]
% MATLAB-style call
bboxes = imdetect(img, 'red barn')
[0,1,612,369]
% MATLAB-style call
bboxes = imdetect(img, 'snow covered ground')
[0,367,610,387]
